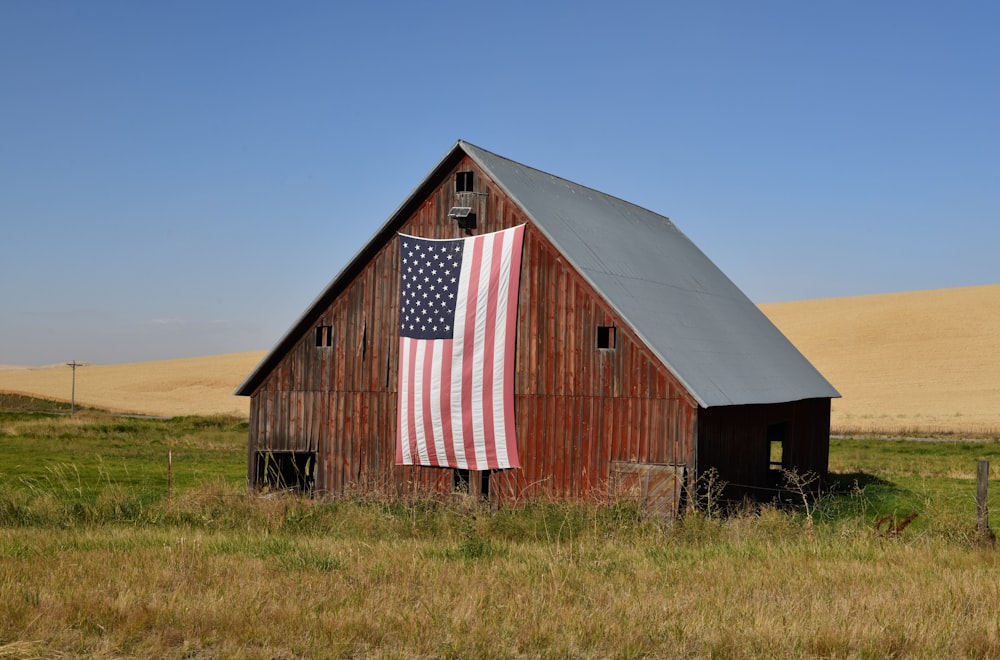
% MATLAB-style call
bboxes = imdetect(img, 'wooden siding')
[247,155,699,501]
[697,398,832,501]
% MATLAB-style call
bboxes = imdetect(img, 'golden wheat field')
[2,284,998,434]
[761,283,1000,435]
[0,351,265,418]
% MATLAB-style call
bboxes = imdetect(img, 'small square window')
[453,468,470,494]
[315,325,333,347]
[456,171,474,192]
[597,325,617,350]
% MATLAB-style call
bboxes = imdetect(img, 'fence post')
[977,460,993,544]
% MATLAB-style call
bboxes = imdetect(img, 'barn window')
[456,171,474,192]
[255,451,315,494]
[597,325,617,350]
[315,325,333,347]
[453,468,490,498]
[454,468,470,493]
[768,421,788,477]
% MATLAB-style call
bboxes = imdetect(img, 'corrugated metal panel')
[462,142,840,408]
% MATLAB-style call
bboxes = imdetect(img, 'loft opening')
[315,325,333,347]
[456,171,474,192]
[255,450,316,494]
[597,325,617,350]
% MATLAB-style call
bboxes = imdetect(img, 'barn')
[235,141,839,514]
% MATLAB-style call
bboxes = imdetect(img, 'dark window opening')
[315,325,333,347]
[456,171,474,192]
[448,206,477,234]
[453,468,470,494]
[597,325,617,350]
[457,212,477,232]
[256,451,315,494]
[453,468,490,499]
[767,421,788,484]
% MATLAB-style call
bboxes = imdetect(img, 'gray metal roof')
[462,142,840,407]
[238,141,839,406]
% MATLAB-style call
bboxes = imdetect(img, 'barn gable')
[236,141,838,506]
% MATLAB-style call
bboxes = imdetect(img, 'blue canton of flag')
[399,237,464,341]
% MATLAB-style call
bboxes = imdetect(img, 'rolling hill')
[761,283,1000,435]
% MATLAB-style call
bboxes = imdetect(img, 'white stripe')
[398,338,412,464]
[450,236,473,470]
[427,339,447,466]
[492,229,514,466]
[412,340,429,464]
[470,232,494,469]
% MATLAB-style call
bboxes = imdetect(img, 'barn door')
[610,461,685,518]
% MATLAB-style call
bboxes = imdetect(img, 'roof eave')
[234,141,470,397]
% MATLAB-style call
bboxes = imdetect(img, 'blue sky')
[2,1,997,365]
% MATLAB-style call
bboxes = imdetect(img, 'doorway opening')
[256,450,315,494]
[767,421,788,485]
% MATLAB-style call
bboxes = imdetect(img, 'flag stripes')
[396,225,524,470]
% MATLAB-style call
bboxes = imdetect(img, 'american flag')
[395,225,525,470]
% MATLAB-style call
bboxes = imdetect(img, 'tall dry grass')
[1,485,998,658]
[1,411,996,658]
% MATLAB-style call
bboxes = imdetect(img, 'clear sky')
[2,1,998,366]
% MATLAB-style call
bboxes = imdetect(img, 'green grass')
[827,435,1000,539]
[0,392,81,414]
[0,412,246,506]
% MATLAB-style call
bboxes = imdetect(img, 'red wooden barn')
[235,141,839,513]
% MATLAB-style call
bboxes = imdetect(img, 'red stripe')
[421,340,439,465]
[405,337,419,464]
[480,234,504,468]
[460,235,485,471]
[439,340,457,467]
[502,226,525,467]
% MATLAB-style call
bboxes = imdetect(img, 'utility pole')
[66,361,82,416]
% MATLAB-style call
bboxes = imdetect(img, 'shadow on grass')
[827,471,893,490]
[818,471,923,528]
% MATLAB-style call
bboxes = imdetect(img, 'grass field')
[1,410,997,657]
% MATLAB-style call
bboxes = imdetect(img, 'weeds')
[780,468,821,527]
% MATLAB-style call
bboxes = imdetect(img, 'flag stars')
[399,235,465,341]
